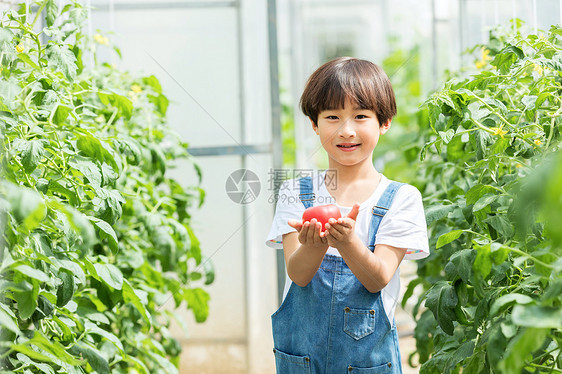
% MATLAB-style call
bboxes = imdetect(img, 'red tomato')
[302,204,341,232]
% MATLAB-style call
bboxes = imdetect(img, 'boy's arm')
[338,236,406,293]
[283,219,329,287]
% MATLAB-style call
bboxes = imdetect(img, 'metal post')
[533,0,537,35]
[234,0,251,371]
[480,0,486,44]
[267,0,285,308]
[459,0,464,68]
[431,0,438,90]
[512,0,517,34]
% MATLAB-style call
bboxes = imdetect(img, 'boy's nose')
[339,119,356,137]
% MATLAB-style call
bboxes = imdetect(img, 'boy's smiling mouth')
[337,143,361,149]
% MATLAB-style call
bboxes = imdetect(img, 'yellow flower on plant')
[93,33,109,45]
[516,163,523,168]
[131,84,142,93]
[16,43,24,53]
[534,139,542,146]
[475,48,492,69]
[491,126,507,138]
[533,64,543,75]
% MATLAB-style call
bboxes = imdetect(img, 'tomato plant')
[0,1,212,373]
[302,204,341,232]
[403,23,562,373]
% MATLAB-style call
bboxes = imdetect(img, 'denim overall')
[272,176,404,373]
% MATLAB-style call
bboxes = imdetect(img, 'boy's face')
[311,98,390,168]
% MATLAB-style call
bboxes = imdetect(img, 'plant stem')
[470,118,495,134]
[30,1,47,29]
[506,246,553,269]
[528,363,562,373]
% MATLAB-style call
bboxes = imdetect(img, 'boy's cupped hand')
[324,203,360,249]
[288,217,328,248]
[288,203,360,249]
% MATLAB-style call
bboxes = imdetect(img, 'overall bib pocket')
[273,348,311,374]
[343,307,376,340]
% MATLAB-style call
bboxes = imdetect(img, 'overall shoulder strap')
[298,176,315,209]
[367,181,405,250]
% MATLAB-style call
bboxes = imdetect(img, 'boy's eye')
[356,114,368,119]
[326,115,338,120]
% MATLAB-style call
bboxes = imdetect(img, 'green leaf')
[28,331,82,365]
[56,271,75,307]
[489,294,534,317]
[98,92,133,119]
[17,52,40,69]
[473,193,497,212]
[184,288,210,323]
[45,0,58,27]
[491,44,525,74]
[75,132,120,174]
[425,281,458,335]
[466,184,496,205]
[147,351,179,374]
[0,303,20,334]
[12,281,38,320]
[0,77,20,110]
[47,180,79,206]
[483,215,514,239]
[148,94,169,116]
[499,328,548,374]
[142,75,162,93]
[473,244,492,278]
[203,259,215,286]
[402,278,424,310]
[449,249,475,283]
[447,339,476,370]
[93,263,123,290]
[73,159,102,188]
[14,264,50,283]
[10,343,55,364]
[511,305,562,329]
[123,355,150,374]
[84,320,124,353]
[53,103,71,125]
[438,129,455,144]
[3,182,47,231]
[94,219,118,253]
[46,43,78,81]
[122,280,151,326]
[436,229,464,248]
[76,133,107,163]
[0,27,14,44]
[21,140,45,173]
[467,101,490,121]
[69,342,109,374]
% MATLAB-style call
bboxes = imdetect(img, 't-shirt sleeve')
[374,184,430,260]
[265,179,305,249]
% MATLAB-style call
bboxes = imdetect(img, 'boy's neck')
[327,163,379,187]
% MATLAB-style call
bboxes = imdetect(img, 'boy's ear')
[309,117,319,134]
[380,120,392,135]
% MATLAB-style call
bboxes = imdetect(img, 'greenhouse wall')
[87,0,278,373]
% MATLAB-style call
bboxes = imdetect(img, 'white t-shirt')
[265,170,430,321]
